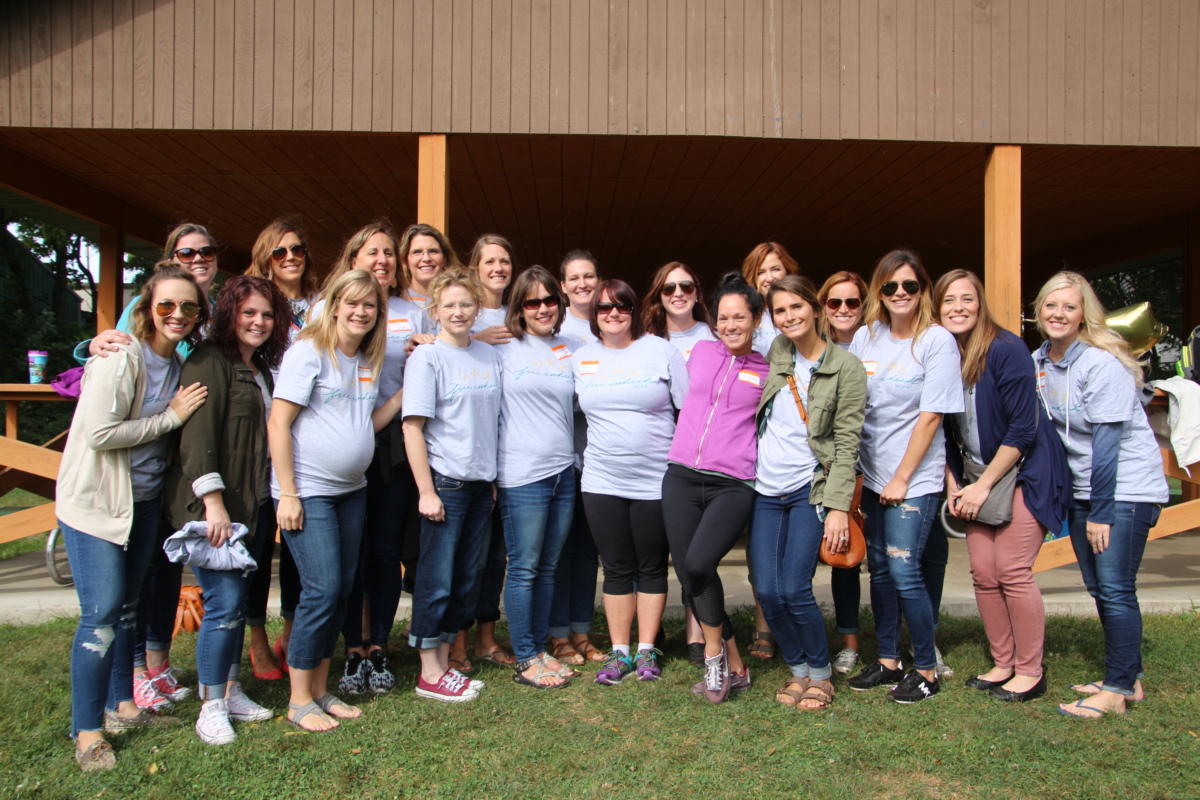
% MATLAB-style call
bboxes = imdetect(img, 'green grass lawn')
[1,610,1197,800]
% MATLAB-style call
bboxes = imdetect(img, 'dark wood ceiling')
[1,129,1198,297]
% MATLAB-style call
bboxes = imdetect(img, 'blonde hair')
[863,248,936,346]
[322,220,401,297]
[129,262,209,348]
[817,271,868,340]
[1034,270,1145,386]
[932,269,1002,387]
[427,268,485,311]
[298,269,388,378]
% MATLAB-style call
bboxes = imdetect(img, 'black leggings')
[581,493,668,595]
[661,463,756,640]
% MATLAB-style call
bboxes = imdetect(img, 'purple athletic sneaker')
[594,651,634,685]
[635,649,662,681]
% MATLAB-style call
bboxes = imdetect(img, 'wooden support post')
[97,219,124,334]
[417,134,449,235]
[984,145,1022,334]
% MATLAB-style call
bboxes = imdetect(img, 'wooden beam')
[97,222,124,334]
[417,134,449,236]
[0,143,170,248]
[0,503,58,545]
[984,145,1022,333]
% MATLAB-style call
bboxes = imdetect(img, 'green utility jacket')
[755,335,867,511]
[163,340,273,539]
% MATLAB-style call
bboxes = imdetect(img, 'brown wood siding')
[2,0,1199,146]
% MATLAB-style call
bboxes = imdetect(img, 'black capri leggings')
[581,493,669,595]
[661,463,756,640]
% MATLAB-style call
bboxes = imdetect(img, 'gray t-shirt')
[755,351,820,497]
[752,316,778,357]
[851,322,964,497]
[270,338,377,498]
[402,338,502,482]
[1037,342,1169,503]
[661,321,716,362]
[559,311,597,351]
[497,334,576,487]
[573,335,689,500]
[309,295,425,409]
[954,385,984,465]
[471,305,509,335]
[129,342,181,501]
[254,370,273,500]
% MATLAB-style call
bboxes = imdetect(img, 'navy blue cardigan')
[945,329,1071,533]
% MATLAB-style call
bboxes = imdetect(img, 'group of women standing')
[58,220,1168,770]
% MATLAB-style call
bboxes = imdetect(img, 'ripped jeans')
[862,490,940,672]
[61,498,162,736]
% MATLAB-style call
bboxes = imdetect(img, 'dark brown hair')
[589,279,644,340]
[641,261,713,339]
[210,274,292,371]
[505,266,566,340]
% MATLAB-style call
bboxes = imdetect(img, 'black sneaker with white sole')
[888,669,940,704]
[846,660,904,691]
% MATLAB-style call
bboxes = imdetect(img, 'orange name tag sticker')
[737,370,761,387]
[580,360,599,375]
[1036,371,1047,392]
[388,318,412,334]
[684,349,694,361]
[358,365,374,383]
[552,344,573,360]
[862,360,878,376]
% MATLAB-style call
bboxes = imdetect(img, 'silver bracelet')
[278,492,301,499]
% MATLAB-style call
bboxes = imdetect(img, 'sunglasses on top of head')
[173,246,217,262]
[660,281,696,296]
[596,301,634,315]
[270,243,307,261]
[881,279,921,297]
[825,297,863,311]
[521,295,561,311]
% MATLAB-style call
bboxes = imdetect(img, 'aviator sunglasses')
[881,279,921,297]
[661,281,696,296]
[522,295,561,311]
[155,300,201,319]
[825,297,862,311]
[271,243,307,261]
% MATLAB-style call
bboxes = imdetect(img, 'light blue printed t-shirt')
[403,338,502,483]
[755,351,820,497]
[751,316,778,357]
[309,295,425,408]
[1035,340,1169,504]
[497,333,576,487]
[271,338,377,498]
[851,322,964,497]
[573,335,689,500]
[559,311,598,352]
[661,321,717,362]
[129,342,181,501]
[471,305,509,335]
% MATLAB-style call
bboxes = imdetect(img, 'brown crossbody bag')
[786,375,867,568]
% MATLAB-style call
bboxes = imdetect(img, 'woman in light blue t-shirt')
[1033,271,1169,720]
[846,249,963,705]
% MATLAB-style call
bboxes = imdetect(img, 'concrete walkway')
[3,529,1197,626]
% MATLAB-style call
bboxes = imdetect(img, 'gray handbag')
[952,400,1035,527]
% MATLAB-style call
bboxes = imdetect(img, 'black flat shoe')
[990,674,1047,703]
[965,674,1012,691]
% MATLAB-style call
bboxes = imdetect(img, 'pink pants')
[965,487,1046,677]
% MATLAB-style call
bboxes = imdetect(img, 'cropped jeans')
[748,485,832,681]
[62,497,161,736]
[1068,499,1161,695]
[499,467,576,663]
[408,473,494,649]
[278,488,368,671]
[862,489,940,671]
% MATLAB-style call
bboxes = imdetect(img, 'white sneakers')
[195,698,237,746]
[226,682,273,722]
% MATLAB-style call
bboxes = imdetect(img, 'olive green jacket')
[755,335,867,511]
[163,340,273,539]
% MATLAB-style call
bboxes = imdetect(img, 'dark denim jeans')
[830,565,862,635]
[499,467,576,662]
[278,488,368,670]
[133,539,182,666]
[548,470,599,637]
[862,489,940,671]
[408,473,494,649]
[462,509,506,629]
[1068,499,1161,695]
[62,497,161,736]
[341,456,410,649]
[748,486,832,680]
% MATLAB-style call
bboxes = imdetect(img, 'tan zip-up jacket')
[56,340,184,545]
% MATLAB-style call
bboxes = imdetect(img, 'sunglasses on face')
[596,301,634,316]
[155,300,201,319]
[173,246,217,262]
[825,297,862,311]
[271,243,307,261]
[661,281,696,296]
[521,295,561,311]
[881,280,922,297]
